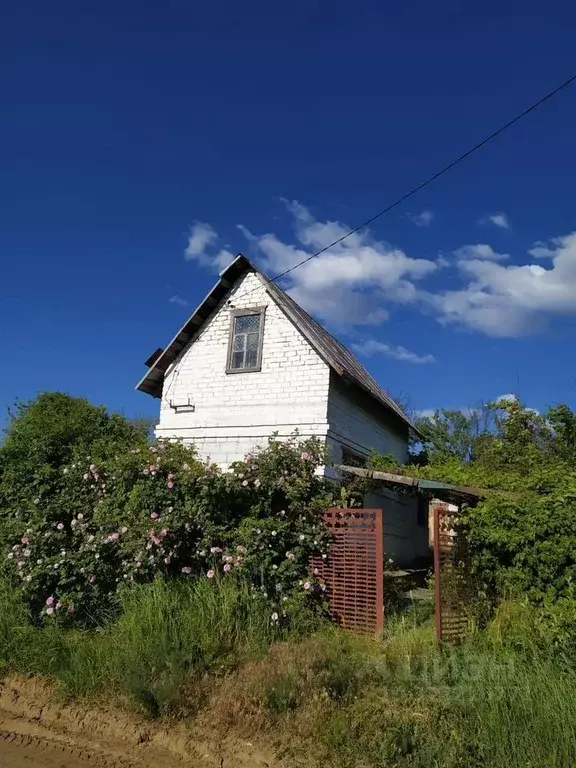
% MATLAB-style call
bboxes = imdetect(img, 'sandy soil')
[0,676,272,768]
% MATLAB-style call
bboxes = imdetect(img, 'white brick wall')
[155,272,331,467]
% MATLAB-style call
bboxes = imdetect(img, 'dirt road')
[0,729,116,767]
[0,676,271,768]
[0,710,155,768]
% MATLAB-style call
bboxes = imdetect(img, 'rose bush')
[1,418,349,626]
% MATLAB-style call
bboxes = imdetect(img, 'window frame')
[340,445,368,468]
[225,306,267,374]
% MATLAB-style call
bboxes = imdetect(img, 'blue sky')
[2,0,576,429]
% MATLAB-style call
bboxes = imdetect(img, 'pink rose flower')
[46,607,54,616]
[223,563,232,573]
[161,529,168,537]
[304,581,312,590]
[167,481,174,489]
[46,596,54,606]
[242,480,249,487]
[56,523,64,531]
[150,512,159,520]
[89,575,97,584]
[21,537,29,545]
[207,569,215,579]
[143,468,150,476]
[181,566,192,575]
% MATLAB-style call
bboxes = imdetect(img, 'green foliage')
[0,393,351,625]
[0,392,149,501]
[375,398,576,628]
[413,403,496,464]
[0,577,309,716]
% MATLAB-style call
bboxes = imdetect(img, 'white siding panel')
[365,488,429,566]
[327,378,408,464]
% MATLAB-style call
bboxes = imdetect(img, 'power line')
[248,71,576,289]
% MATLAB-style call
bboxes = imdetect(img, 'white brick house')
[137,255,428,564]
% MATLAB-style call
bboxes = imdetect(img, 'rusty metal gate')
[433,501,471,645]
[313,508,384,635]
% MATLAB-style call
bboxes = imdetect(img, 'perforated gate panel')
[433,503,470,644]
[312,509,384,635]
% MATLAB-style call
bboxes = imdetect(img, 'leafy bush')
[372,399,576,619]
[0,394,349,624]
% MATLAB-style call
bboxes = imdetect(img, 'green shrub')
[0,394,348,626]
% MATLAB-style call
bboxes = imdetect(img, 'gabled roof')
[136,255,414,430]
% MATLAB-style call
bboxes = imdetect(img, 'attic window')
[226,307,266,373]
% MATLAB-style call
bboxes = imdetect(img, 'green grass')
[0,577,307,715]
[1,579,576,767]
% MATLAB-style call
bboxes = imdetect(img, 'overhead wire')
[237,71,576,296]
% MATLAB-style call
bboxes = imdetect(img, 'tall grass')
[1,579,576,767]
[0,577,306,715]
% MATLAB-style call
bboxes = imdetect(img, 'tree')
[548,404,576,464]
[412,403,496,464]
[0,392,149,511]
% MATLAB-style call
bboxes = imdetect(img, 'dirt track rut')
[0,713,143,767]
[0,676,271,768]
[0,728,121,767]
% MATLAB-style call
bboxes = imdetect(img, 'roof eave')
[135,254,254,397]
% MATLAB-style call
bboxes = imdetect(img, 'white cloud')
[182,204,576,341]
[480,213,510,229]
[184,222,236,271]
[169,295,189,307]
[417,408,438,418]
[353,339,435,364]
[528,239,558,259]
[429,232,576,336]
[454,244,509,262]
[239,200,437,328]
[407,210,434,228]
[184,222,218,261]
